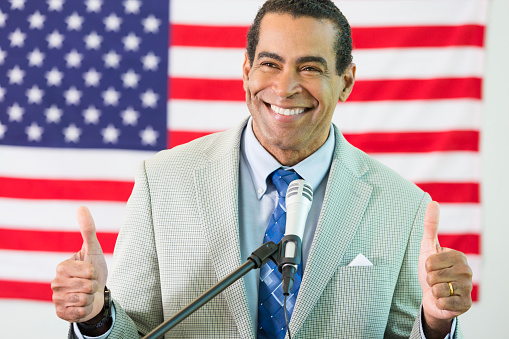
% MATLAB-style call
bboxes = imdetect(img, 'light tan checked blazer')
[71,118,462,338]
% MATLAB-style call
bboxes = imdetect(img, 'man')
[51,0,473,338]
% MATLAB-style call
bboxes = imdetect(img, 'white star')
[104,13,122,32]
[121,69,140,88]
[84,31,102,50]
[0,48,6,64]
[9,28,26,47]
[9,0,26,10]
[83,106,101,124]
[26,122,44,142]
[140,126,159,146]
[140,89,158,108]
[66,12,84,31]
[27,48,45,67]
[28,11,46,29]
[142,52,159,71]
[122,32,141,51]
[85,0,102,13]
[47,30,64,48]
[46,67,64,86]
[63,123,81,143]
[26,85,44,104]
[120,107,139,125]
[64,86,82,105]
[83,68,101,87]
[0,10,8,28]
[0,86,5,102]
[8,103,24,122]
[101,124,120,144]
[65,49,83,68]
[142,15,160,33]
[47,0,65,12]
[102,87,120,106]
[103,50,121,68]
[0,121,6,139]
[123,0,141,14]
[7,65,25,85]
[45,105,63,123]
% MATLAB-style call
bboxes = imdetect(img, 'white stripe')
[439,204,482,234]
[169,47,484,80]
[168,99,482,133]
[0,198,124,232]
[0,250,480,284]
[0,146,155,180]
[466,254,481,284]
[170,0,488,26]
[0,250,113,283]
[372,152,480,182]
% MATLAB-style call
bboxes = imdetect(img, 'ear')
[338,63,356,102]
[242,52,251,92]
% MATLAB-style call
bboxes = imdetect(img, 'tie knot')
[271,168,301,197]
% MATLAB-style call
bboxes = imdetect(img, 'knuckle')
[431,284,442,297]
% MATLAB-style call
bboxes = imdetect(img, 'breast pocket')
[300,265,396,338]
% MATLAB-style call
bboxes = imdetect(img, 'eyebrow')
[257,52,328,69]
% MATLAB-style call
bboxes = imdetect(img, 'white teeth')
[270,104,306,116]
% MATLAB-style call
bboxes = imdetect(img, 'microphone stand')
[142,241,280,339]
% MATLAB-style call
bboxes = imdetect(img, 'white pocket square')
[347,253,373,266]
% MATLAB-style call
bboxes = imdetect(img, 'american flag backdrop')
[0,0,485,319]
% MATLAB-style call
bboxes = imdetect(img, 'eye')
[261,61,279,69]
[301,66,321,73]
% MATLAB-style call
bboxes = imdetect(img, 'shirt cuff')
[72,304,116,339]
[419,304,457,339]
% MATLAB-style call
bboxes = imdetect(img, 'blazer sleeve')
[68,161,165,338]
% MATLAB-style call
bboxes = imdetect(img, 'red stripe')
[0,280,479,302]
[168,78,482,102]
[170,24,484,49]
[0,228,117,254]
[167,130,479,153]
[0,280,52,301]
[471,284,479,302]
[416,183,480,203]
[0,177,133,201]
[438,233,480,254]
[344,131,479,153]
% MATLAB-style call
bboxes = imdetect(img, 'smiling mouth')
[270,104,307,116]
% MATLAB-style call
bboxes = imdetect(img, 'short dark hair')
[246,0,353,75]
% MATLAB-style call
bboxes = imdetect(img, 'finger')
[59,303,95,323]
[55,259,98,280]
[77,206,103,259]
[54,291,95,308]
[421,201,441,253]
[426,249,467,272]
[52,276,99,295]
[432,282,457,298]
[435,295,472,313]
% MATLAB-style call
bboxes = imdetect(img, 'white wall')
[458,0,509,337]
[1,1,508,337]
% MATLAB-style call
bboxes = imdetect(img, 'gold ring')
[448,282,454,296]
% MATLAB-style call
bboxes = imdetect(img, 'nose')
[272,69,302,98]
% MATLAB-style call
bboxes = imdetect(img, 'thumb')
[421,201,441,254]
[77,206,103,260]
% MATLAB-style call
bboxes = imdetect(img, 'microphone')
[279,179,313,295]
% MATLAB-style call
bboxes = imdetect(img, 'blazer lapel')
[193,123,254,339]
[289,128,373,337]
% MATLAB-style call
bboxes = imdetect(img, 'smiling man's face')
[243,12,355,166]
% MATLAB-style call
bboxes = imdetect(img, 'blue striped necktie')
[257,169,302,339]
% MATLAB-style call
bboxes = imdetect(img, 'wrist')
[422,310,453,339]
[77,287,112,336]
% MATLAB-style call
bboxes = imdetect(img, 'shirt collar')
[241,117,335,199]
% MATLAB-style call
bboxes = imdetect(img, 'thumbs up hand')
[418,201,473,337]
[52,206,108,323]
